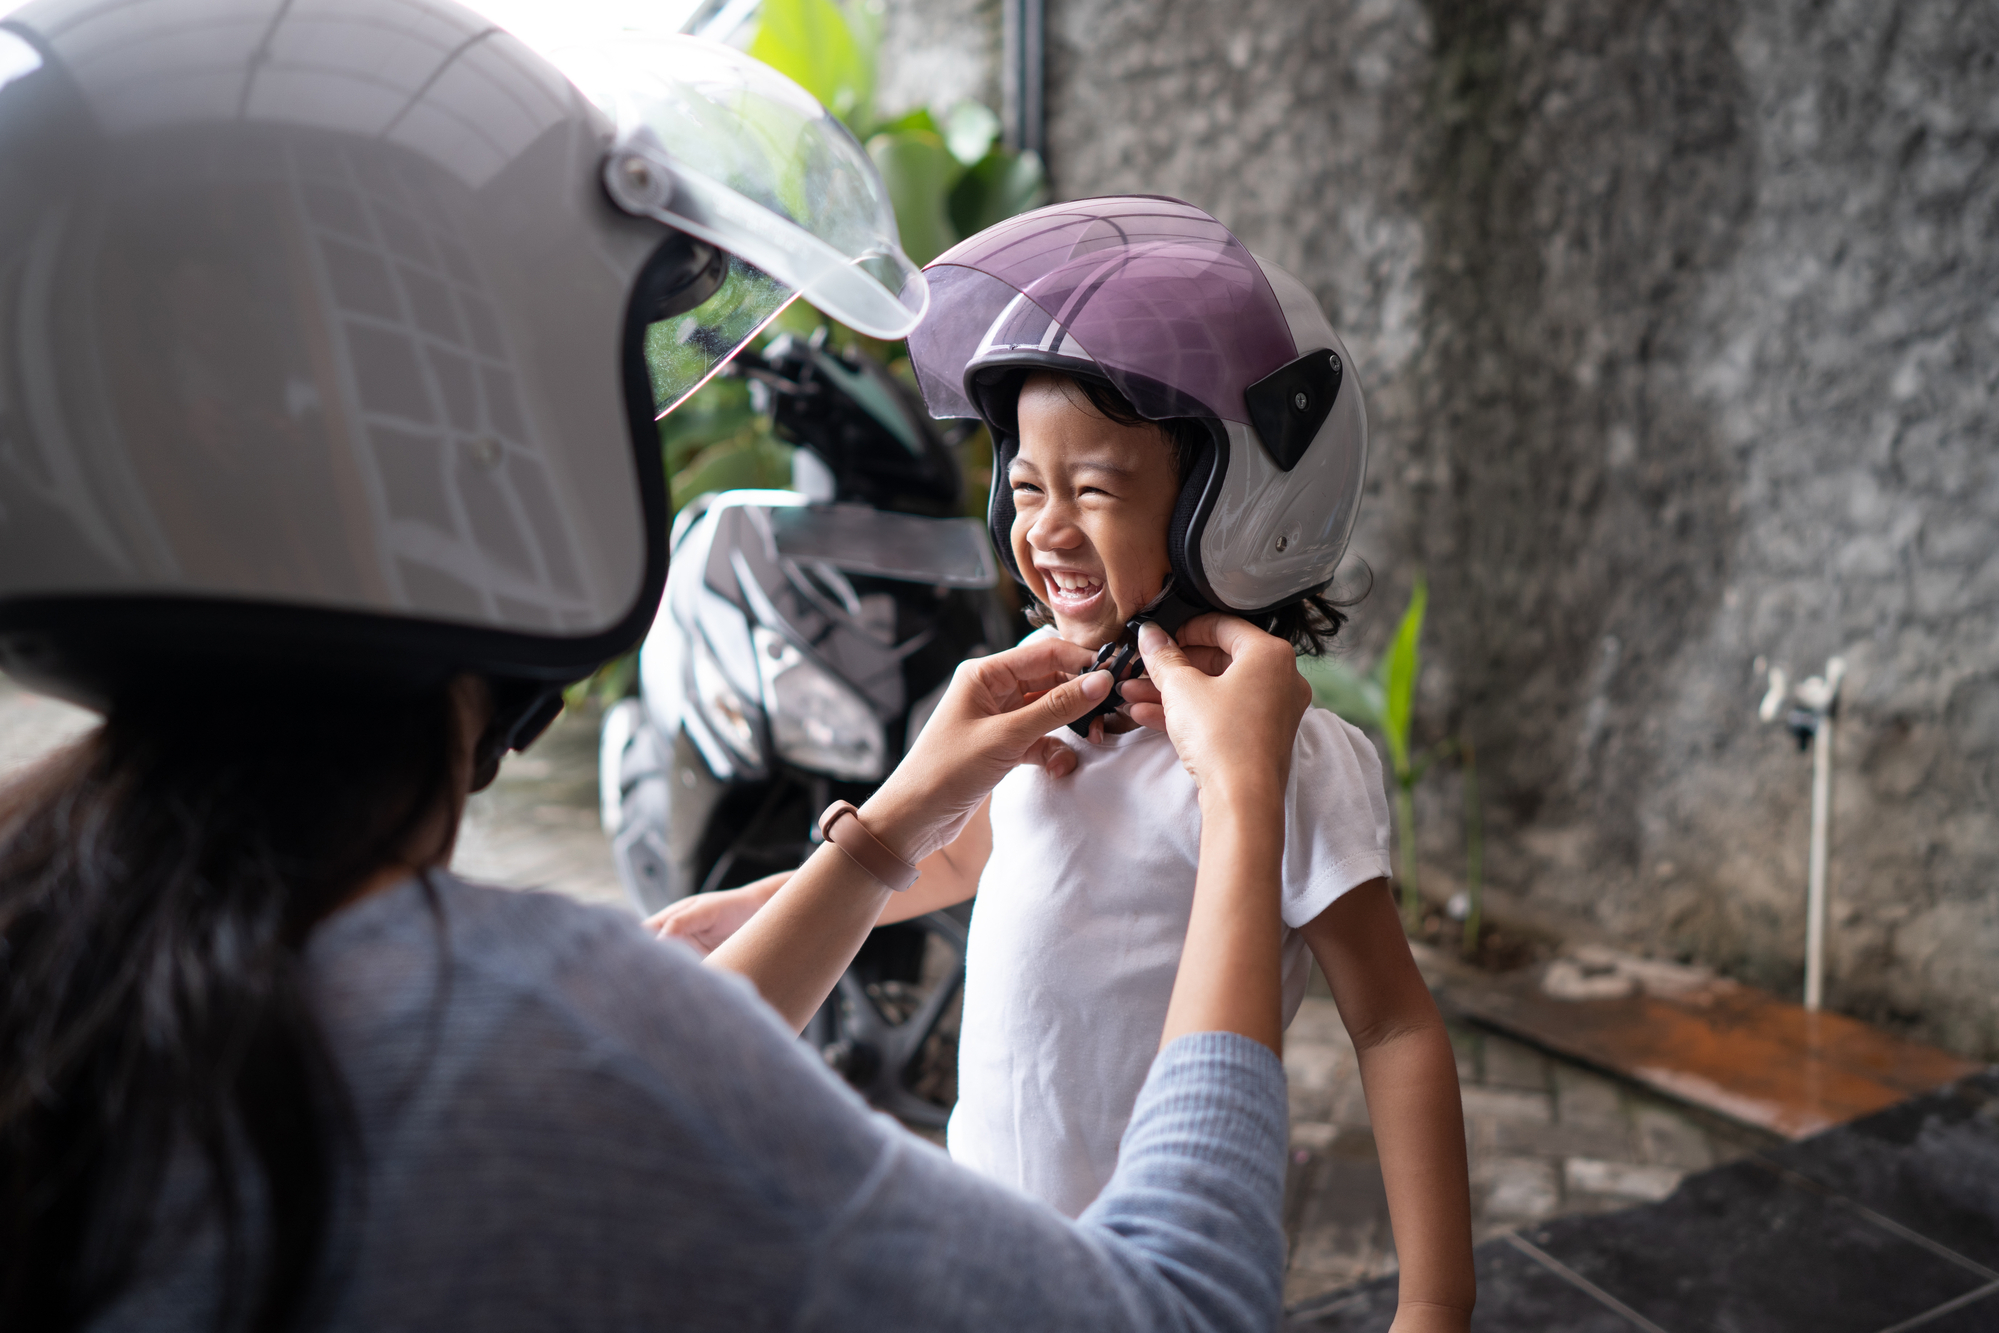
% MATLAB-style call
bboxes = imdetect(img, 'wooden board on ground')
[1442,951,1978,1140]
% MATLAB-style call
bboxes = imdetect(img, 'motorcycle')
[600,333,1013,1126]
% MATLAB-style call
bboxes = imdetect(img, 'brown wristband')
[816,800,919,893]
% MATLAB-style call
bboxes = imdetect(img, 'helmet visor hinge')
[1244,349,1343,471]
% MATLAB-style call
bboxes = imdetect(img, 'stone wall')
[874,0,1999,1057]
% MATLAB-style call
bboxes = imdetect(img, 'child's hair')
[1017,373,1365,657]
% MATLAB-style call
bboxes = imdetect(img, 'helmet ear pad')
[975,367,1030,585]
[1164,420,1227,613]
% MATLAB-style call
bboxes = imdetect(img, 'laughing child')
[656,199,1475,1329]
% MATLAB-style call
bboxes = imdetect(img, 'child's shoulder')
[1293,706,1386,780]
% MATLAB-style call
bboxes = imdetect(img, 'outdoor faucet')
[1757,655,1846,1011]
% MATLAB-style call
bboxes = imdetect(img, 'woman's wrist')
[855,782,934,867]
[1195,768,1287,823]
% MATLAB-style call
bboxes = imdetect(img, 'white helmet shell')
[0,0,922,719]
[1195,261,1367,612]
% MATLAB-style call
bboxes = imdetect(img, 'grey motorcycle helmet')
[0,0,925,763]
[906,196,1366,621]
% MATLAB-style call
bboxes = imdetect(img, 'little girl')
[660,198,1474,1327]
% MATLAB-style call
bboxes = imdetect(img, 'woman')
[0,0,1314,1326]
[3,621,1311,1331]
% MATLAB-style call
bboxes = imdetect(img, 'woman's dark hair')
[1020,372,1366,655]
[0,683,467,1331]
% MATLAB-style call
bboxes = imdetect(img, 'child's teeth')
[1052,573,1101,592]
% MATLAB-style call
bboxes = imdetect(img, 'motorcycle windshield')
[557,37,927,405]
[906,196,1294,425]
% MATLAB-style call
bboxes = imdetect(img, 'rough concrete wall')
[871,0,1001,118]
[875,0,1999,1058]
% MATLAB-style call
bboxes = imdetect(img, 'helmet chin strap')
[469,682,570,793]
[1066,578,1208,738]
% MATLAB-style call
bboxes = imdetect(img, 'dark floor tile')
[1467,1242,1646,1332]
[1286,1239,1645,1332]
[1285,1272,1397,1332]
[1762,1070,1999,1272]
[1900,1284,1999,1332]
[1527,1158,1987,1333]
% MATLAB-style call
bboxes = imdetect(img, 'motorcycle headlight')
[753,627,886,781]
[692,631,762,767]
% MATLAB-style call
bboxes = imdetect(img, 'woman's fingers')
[1171,611,1289,666]
[1136,620,1196,681]
[862,642,1113,864]
[1181,644,1232,676]
[975,635,1098,704]
[1119,679,1162,706]
[1135,616,1309,794]
[1019,668,1111,734]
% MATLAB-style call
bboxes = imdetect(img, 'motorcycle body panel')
[602,341,1015,1126]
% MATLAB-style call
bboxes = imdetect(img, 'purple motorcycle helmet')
[905,195,1368,622]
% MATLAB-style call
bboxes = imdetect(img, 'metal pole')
[1002,0,1044,160]
[1804,707,1833,1011]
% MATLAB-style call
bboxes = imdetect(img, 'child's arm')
[647,797,991,950]
[877,792,990,922]
[1298,880,1475,1333]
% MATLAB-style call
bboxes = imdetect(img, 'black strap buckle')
[1065,583,1206,737]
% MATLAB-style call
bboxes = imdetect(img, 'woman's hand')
[860,636,1110,864]
[1124,615,1312,799]
[704,635,1111,1031]
[1135,613,1313,1054]
[646,872,789,956]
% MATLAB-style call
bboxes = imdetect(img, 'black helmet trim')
[1165,418,1227,612]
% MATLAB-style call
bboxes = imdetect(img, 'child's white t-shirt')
[946,702,1393,1217]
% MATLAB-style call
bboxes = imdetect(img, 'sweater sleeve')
[557,911,1290,1333]
[800,1033,1289,1333]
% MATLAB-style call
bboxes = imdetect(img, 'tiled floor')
[1287,1069,1999,1332]
[1281,994,1776,1307]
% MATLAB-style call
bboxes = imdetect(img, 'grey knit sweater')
[96,875,1289,1331]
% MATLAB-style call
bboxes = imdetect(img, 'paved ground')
[452,700,633,913]
[1290,1068,1999,1331]
[1280,987,1776,1309]
[0,679,1782,1310]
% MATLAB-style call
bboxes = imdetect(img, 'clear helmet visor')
[906,196,1294,424]
[553,36,929,411]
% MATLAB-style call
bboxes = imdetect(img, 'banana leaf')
[748,0,874,128]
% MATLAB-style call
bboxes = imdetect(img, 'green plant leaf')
[670,433,795,510]
[658,376,758,476]
[748,0,875,131]
[867,128,962,266]
[876,105,942,138]
[947,149,1047,239]
[565,650,639,710]
[1299,654,1385,730]
[942,99,1001,165]
[1380,574,1428,779]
